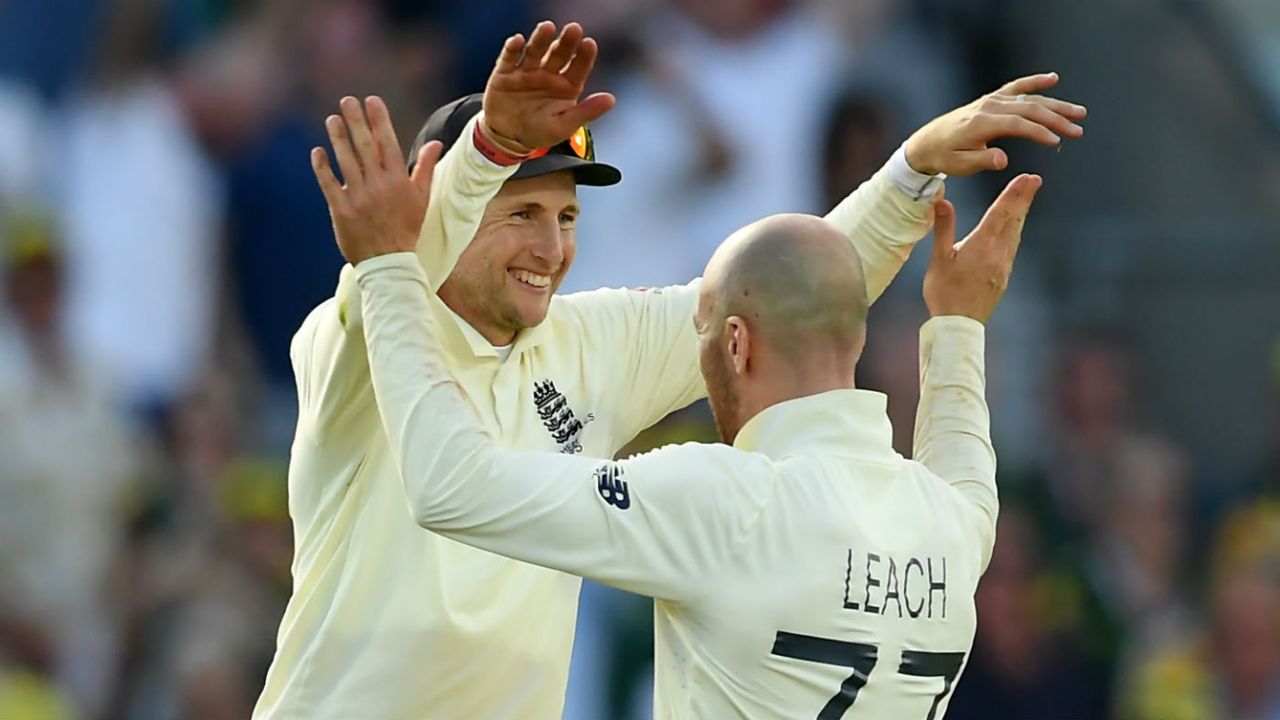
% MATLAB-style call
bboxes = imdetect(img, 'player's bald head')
[700,213,869,359]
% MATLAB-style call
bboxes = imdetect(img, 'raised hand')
[905,73,1087,176]
[923,174,1043,323]
[481,21,616,154]
[311,95,443,266]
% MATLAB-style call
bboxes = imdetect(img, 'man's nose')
[528,219,565,267]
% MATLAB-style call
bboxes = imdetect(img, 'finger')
[542,22,583,72]
[410,140,443,196]
[340,96,379,175]
[310,147,345,209]
[520,21,557,71]
[976,114,1061,147]
[931,199,958,263]
[325,114,363,189]
[1001,174,1043,256]
[973,174,1043,249]
[1025,94,1088,120]
[494,33,525,74]
[991,97,1084,138]
[563,36,599,89]
[997,72,1059,96]
[366,96,406,173]
[558,91,616,130]
[949,148,1008,176]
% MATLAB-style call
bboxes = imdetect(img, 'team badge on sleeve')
[594,464,630,510]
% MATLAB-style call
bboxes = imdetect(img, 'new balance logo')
[532,379,594,454]
[595,464,630,510]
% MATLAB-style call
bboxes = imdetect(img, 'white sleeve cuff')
[919,315,986,370]
[888,145,946,202]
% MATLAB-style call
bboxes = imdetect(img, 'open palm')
[482,21,616,153]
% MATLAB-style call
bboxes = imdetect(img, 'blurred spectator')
[56,0,221,410]
[568,0,852,290]
[202,0,455,445]
[821,88,901,214]
[1122,504,1280,720]
[946,505,1110,720]
[117,370,290,720]
[1089,437,1196,664]
[1040,330,1145,537]
[0,211,144,720]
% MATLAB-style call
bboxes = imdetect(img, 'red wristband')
[473,123,531,166]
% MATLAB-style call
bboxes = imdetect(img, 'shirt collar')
[732,389,897,462]
[430,295,554,361]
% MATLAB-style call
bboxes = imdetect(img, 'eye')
[511,210,531,220]
[558,212,577,225]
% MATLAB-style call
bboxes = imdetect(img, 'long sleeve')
[912,316,998,570]
[823,147,940,304]
[357,253,773,602]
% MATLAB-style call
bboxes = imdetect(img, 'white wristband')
[888,145,946,202]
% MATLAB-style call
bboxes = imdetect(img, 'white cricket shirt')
[356,254,996,720]
[253,113,941,719]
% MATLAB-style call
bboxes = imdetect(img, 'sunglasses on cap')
[528,125,595,162]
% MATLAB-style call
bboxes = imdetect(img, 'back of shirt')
[654,450,986,720]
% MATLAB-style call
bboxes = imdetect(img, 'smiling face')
[437,171,579,345]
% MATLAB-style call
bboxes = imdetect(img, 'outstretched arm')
[355,254,770,602]
[826,72,1086,304]
[913,174,1043,571]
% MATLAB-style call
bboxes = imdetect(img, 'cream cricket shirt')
[357,255,996,720]
[254,114,942,719]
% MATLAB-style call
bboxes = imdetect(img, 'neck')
[736,353,857,431]
[443,296,518,346]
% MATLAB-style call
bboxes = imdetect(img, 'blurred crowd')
[0,0,1278,718]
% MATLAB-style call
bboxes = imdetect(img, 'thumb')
[410,140,444,196]
[931,199,957,263]
[951,147,1008,175]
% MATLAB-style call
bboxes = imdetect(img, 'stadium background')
[1,0,1279,717]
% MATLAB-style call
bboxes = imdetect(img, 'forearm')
[823,147,941,303]
[417,113,520,288]
[354,256,697,594]
[352,253,492,525]
[912,316,997,533]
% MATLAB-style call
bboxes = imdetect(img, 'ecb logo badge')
[594,464,630,510]
[532,379,594,454]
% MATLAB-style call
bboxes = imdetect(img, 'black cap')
[406,94,621,187]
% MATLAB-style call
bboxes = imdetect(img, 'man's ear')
[726,315,750,376]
